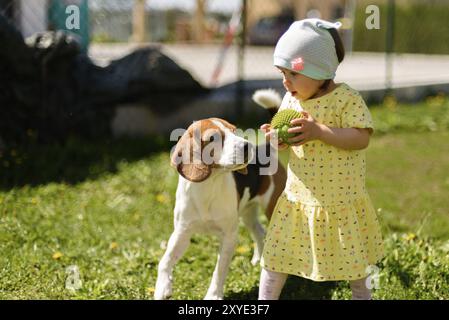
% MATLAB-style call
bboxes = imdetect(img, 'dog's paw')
[204,293,223,300]
[154,276,172,300]
[154,286,172,300]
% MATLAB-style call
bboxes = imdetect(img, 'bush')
[353,1,449,54]
[371,94,449,135]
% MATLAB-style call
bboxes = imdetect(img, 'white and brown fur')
[155,108,286,300]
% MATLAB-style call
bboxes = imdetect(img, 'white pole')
[343,0,356,54]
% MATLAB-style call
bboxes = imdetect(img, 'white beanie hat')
[273,18,342,80]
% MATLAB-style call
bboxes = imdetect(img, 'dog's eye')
[208,134,220,143]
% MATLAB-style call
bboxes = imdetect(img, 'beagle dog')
[154,118,286,300]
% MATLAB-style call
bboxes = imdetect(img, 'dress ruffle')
[261,192,385,281]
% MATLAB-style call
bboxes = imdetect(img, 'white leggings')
[258,268,372,300]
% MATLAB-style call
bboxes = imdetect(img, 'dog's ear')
[178,162,211,182]
[171,125,211,182]
[209,118,237,132]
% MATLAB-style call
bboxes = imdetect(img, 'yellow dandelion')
[403,233,417,241]
[31,197,39,205]
[52,251,63,260]
[147,287,155,295]
[110,242,119,250]
[156,193,168,204]
[236,246,250,254]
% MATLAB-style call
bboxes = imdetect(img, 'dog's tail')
[252,89,282,118]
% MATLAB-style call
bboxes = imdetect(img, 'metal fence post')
[236,0,247,119]
[385,0,395,96]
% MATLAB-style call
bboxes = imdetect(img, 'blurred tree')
[193,0,206,43]
[132,0,148,42]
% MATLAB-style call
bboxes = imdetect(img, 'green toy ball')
[270,109,304,145]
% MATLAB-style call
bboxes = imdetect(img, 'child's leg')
[258,268,288,300]
[349,277,372,300]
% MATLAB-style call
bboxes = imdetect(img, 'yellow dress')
[261,83,384,281]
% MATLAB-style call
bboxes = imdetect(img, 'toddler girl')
[259,19,384,300]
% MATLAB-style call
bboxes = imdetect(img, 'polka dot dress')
[261,83,385,281]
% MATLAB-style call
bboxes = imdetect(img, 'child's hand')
[260,123,271,134]
[287,111,324,146]
[260,123,289,151]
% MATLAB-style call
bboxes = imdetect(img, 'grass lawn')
[1,101,449,299]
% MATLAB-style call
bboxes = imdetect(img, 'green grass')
[1,99,449,299]
[367,131,449,239]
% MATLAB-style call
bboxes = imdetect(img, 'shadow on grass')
[226,276,338,300]
[0,116,268,191]
[0,135,173,190]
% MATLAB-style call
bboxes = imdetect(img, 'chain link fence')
[1,0,449,144]
[2,0,449,87]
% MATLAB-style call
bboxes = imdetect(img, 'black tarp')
[0,13,208,145]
